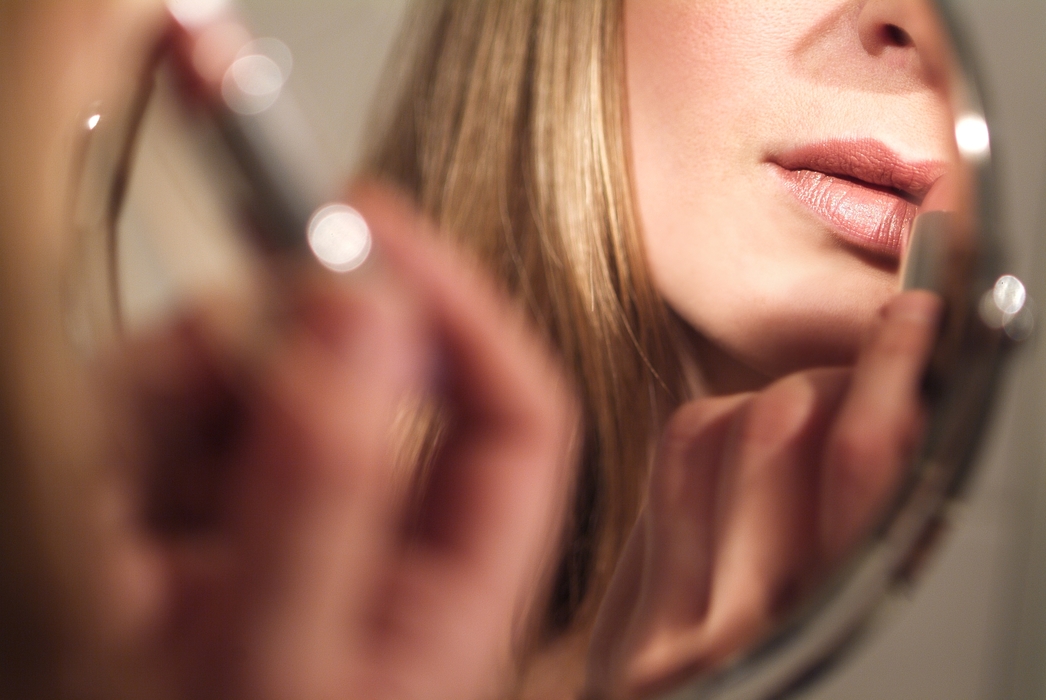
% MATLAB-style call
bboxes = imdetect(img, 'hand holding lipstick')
[586,290,942,700]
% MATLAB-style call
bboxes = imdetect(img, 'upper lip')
[769,139,947,201]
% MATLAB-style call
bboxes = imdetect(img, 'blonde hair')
[365,0,688,666]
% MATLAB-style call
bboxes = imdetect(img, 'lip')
[769,139,947,258]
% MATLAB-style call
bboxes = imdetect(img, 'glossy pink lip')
[770,139,947,258]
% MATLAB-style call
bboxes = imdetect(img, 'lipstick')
[166,1,338,254]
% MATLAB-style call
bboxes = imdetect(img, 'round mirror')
[45,0,1026,698]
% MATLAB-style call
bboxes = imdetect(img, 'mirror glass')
[62,1,1016,698]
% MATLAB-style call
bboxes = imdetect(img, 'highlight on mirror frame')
[46,1,1015,699]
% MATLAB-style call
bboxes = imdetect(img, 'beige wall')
[239,0,411,173]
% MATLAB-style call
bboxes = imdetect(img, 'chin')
[708,274,896,383]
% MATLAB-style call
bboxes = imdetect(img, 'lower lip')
[775,167,917,259]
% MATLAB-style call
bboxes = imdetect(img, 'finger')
[221,277,427,694]
[642,395,750,629]
[347,184,578,695]
[115,316,245,536]
[586,514,647,695]
[612,395,748,697]
[352,183,576,575]
[820,291,942,561]
[105,311,252,618]
[693,369,849,667]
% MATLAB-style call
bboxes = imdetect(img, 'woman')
[0,1,949,699]
[364,0,955,695]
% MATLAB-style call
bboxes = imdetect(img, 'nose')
[856,0,953,90]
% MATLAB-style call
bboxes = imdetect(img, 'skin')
[586,291,942,699]
[582,2,961,696]
[625,0,959,392]
[0,2,956,700]
[0,4,576,700]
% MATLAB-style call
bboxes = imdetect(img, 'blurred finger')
[348,184,578,696]
[693,369,848,668]
[614,395,747,697]
[820,291,942,561]
[217,278,426,694]
[352,184,576,579]
[642,395,750,629]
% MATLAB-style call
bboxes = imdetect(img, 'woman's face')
[625,0,958,389]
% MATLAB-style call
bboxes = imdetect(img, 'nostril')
[882,23,914,48]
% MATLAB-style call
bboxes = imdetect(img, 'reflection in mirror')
[60,0,1009,699]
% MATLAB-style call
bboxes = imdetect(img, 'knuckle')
[662,396,750,448]
[251,392,376,499]
[739,376,819,450]
[652,402,728,504]
[626,633,714,700]
[872,323,928,358]
[830,423,886,467]
[662,403,715,446]
[825,425,893,497]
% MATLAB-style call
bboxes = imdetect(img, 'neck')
[675,319,773,397]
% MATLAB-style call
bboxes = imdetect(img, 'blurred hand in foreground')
[17,186,576,700]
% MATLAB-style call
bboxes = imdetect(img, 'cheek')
[624,1,816,151]
[623,0,903,378]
